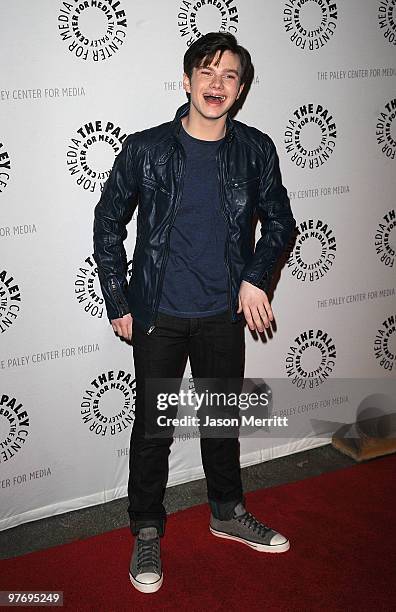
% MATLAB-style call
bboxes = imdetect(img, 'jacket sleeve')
[241,136,295,293]
[93,135,138,322]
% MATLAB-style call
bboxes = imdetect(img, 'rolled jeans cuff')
[130,518,166,537]
[209,497,245,520]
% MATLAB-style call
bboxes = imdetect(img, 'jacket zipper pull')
[147,325,156,335]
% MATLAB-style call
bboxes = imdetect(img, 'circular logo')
[286,329,337,388]
[284,103,337,169]
[283,0,338,50]
[0,269,21,335]
[374,314,396,372]
[75,254,133,318]
[66,120,127,193]
[376,99,396,160]
[378,0,396,46]
[288,218,337,281]
[57,0,128,62]
[374,209,396,268]
[80,370,136,436]
[0,141,11,194]
[177,0,239,45]
[0,392,30,463]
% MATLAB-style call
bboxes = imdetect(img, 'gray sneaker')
[129,527,163,593]
[210,502,290,553]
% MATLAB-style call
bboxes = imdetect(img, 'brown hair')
[183,32,253,85]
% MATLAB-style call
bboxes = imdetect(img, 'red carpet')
[1,455,395,611]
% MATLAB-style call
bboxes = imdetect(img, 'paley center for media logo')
[66,119,127,193]
[374,208,395,268]
[0,391,30,463]
[177,0,239,46]
[376,98,396,160]
[284,103,337,169]
[286,328,337,388]
[58,0,128,61]
[80,369,136,436]
[378,0,396,46]
[283,0,338,50]
[0,140,11,194]
[374,314,395,372]
[0,269,22,335]
[287,218,337,282]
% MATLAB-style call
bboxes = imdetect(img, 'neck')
[181,105,227,141]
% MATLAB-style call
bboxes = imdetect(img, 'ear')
[236,82,245,100]
[183,73,191,94]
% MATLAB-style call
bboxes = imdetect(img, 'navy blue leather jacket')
[93,102,295,333]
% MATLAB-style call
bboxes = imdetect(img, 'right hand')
[111,313,133,341]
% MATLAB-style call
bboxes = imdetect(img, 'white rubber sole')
[209,526,290,553]
[129,571,163,593]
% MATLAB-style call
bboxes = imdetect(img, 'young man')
[93,32,295,593]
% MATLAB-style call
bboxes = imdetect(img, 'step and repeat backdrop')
[1,0,395,530]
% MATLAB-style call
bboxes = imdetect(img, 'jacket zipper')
[146,143,187,334]
[109,277,129,316]
[216,142,234,323]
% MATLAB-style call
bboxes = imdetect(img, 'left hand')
[237,280,274,332]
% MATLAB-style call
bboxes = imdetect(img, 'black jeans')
[127,309,246,536]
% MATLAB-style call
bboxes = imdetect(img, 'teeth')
[205,95,225,101]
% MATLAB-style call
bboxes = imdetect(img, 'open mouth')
[203,94,226,105]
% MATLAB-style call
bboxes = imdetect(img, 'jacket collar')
[171,101,235,142]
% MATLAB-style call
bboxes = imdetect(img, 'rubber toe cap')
[136,572,161,585]
[270,533,288,546]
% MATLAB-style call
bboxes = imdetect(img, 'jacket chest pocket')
[227,176,260,208]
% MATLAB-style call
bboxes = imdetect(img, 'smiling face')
[183,49,244,123]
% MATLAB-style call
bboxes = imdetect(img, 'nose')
[210,73,223,89]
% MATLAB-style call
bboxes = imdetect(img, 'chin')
[203,109,227,119]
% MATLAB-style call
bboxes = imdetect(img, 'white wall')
[1,0,395,530]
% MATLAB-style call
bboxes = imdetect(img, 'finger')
[112,323,120,335]
[257,303,270,329]
[251,306,265,333]
[263,295,274,321]
[237,295,242,313]
[127,318,133,341]
[124,319,132,341]
[242,305,255,331]
[120,323,130,340]
[114,322,126,338]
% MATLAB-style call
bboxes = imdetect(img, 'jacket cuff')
[241,270,270,293]
[107,277,130,321]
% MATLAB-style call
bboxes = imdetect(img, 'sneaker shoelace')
[136,537,160,573]
[236,511,271,536]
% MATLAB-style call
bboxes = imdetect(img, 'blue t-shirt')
[158,125,229,317]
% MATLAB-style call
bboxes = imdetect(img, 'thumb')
[237,295,242,313]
